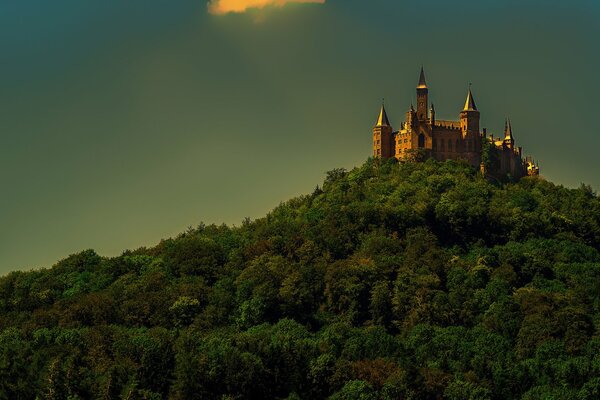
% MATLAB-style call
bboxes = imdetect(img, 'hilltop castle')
[373,68,539,178]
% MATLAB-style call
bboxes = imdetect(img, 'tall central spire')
[417,66,427,89]
[416,66,429,121]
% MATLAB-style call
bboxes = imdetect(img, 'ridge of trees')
[1,158,599,399]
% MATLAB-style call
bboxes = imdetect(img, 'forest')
[0,158,599,399]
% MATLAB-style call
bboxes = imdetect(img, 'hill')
[1,158,599,399]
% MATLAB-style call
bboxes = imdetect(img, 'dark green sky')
[1,0,599,273]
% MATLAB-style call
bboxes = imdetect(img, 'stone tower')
[459,87,481,163]
[416,67,428,121]
[373,104,394,158]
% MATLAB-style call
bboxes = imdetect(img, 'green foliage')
[0,328,39,399]
[0,159,599,398]
[169,296,201,327]
[329,380,377,400]
[481,138,500,174]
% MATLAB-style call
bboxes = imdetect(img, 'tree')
[329,380,378,400]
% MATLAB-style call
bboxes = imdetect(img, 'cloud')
[207,0,326,15]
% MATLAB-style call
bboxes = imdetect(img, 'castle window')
[418,134,425,148]
[404,139,408,143]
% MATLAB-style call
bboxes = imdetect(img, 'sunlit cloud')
[208,0,326,15]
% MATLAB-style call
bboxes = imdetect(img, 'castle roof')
[417,66,427,89]
[463,88,477,111]
[375,104,391,127]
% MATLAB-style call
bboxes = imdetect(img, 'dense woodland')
[1,158,599,399]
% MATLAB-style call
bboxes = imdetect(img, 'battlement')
[434,120,461,129]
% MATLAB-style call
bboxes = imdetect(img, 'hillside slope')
[1,158,599,399]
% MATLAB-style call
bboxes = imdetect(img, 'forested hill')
[1,158,600,400]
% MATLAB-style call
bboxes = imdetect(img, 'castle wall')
[393,122,484,165]
[395,130,411,159]
[496,145,526,178]
[431,126,462,161]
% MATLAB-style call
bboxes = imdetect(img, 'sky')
[1,0,599,273]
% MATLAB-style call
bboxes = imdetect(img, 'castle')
[373,68,539,178]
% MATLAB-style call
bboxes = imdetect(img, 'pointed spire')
[417,66,427,89]
[505,118,514,140]
[463,85,477,111]
[375,102,391,127]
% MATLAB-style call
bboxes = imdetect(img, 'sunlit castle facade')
[372,67,539,178]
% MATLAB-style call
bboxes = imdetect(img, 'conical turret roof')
[463,88,477,111]
[375,104,391,127]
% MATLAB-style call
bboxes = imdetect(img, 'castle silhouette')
[373,67,539,178]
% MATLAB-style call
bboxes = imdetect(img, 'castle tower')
[460,87,481,160]
[416,67,428,122]
[460,88,480,135]
[429,103,435,125]
[373,103,394,158]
